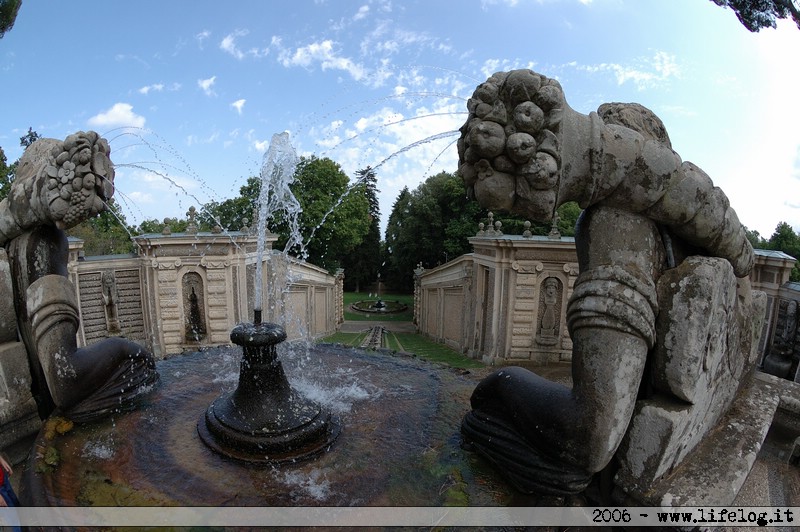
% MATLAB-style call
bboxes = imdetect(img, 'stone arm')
[2,133,157,422]
[458,69,753,278]
[7,225,158,422]
[564,114,754,277]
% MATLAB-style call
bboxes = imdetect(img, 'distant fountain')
[197,133,340,463]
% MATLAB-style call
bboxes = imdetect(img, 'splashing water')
[253,132,299,315]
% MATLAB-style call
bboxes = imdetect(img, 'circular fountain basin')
[350,300,408,314]
[21,344,522,507]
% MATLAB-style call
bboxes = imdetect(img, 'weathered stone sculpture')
[0,131,158,422]
[458,70,765,500]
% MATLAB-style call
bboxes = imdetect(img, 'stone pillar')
[334,269,345,326]
[413,263,425,328]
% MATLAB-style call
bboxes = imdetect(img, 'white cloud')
[305,91,466,235]
[198,76,217,96]
[231,99,246,115]
[138,83,164,95]
[196,30,211,49]
[577,51,680,90]
[278,40,366,81]
[186,132,220,147]
[354,5,370,21]
[87,103,146,129]
[220,29,249,60]
[220,29,270,60]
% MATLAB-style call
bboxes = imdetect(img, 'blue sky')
[1,0,799,239]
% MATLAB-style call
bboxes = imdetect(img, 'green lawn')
[387,332,484,369]
[322,292,484,369]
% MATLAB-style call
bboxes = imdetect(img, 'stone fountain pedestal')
[197,312,340,463]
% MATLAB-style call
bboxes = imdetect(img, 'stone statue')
[535,277,560,346]
[458,70,763,498]
[0,131,158,422]
[101,270,121,334]
[763,299,798,378]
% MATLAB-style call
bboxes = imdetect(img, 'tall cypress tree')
[341,167,381,292]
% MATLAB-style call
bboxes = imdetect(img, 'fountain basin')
[198,321,341,464]
[21,344,519,507]
[350,300,408,314]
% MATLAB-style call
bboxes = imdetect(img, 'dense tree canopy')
[747,221,800,281]
[199,176,260,231]
[0,147,11,201]
[711,0,800,31]
[383,171,583,292]
[0,0,22,39]
[135,217,190,235]
[269,156,371,273]
[764,222,800,281]
[383,172,484,292]
[340,167,381,292]
[68,199,136,256]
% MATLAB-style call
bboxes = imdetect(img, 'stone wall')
[417,233,797,368]
[69,254,147,347]
[0,229,344,456]
[417,233,578,365]
[65,231,343,358]
[257,251,340,341]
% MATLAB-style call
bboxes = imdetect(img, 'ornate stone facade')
[65,230,342,358]
[0,227,344,456]
[417,232,796,369]
[417,233,578,365]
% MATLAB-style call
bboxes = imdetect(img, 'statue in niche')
[535,277,560,346]
[101,270,121,334]
[763,299,798,378]
[0,131,158,422]
[457,70,762,497]
[183,272,207,342]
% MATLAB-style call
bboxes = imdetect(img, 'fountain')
[197,313,341,463]
[196,133,340,464]
[13,131,515,509]
[4,71,799,521]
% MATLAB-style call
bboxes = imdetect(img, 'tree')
[0,147,10,200]
[0,127,39,202]
[199,176,261,230]
[340,167,382,292]
[383,171,585,292]
[270,156,370,273]
[135,217,189,235]
[765,221,800,281]
[711,0,800,31]
[67,199,136,256]
[384,187,414,291]
[384,172,485,292]
[19,127,40,149]
[744,226,768,249]
[0,0,22,39]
